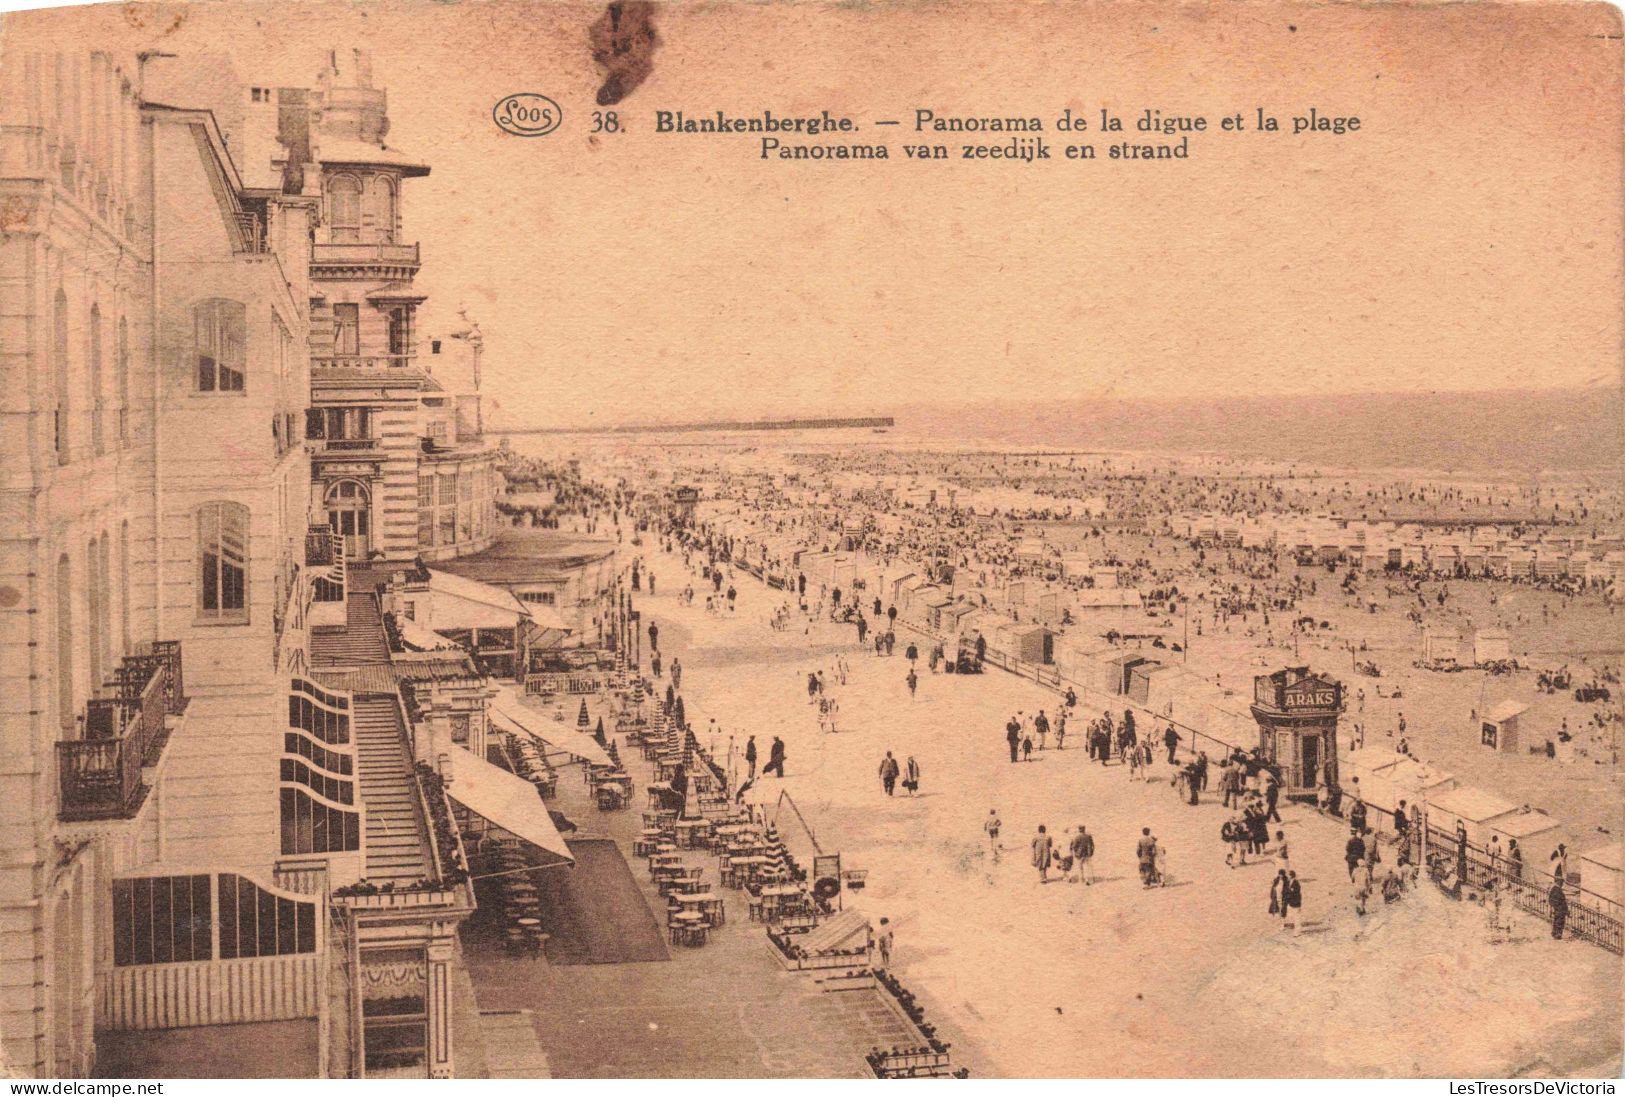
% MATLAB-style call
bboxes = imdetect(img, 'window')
[327,174,361,243]
[216,873,317,959]
[387,306,410,362]
[333,303,360,356]
[54,290,69,464]
[112,875,212,966]
[364,176,395,243]
[279,787,361,855]
[197,502,249,620]
[89,304,104,454]
[403,600,416,621]
[520,591,556,606]
[309,407,371,442]
[56,552,73,731]
[194,299,246,392]
[117,316,129,443]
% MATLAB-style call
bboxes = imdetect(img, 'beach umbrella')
[577,699,590,729]
[594,716,607,747]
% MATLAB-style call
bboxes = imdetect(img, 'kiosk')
[1251,666,1344,799]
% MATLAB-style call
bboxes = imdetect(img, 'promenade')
[636,546,1623,1077]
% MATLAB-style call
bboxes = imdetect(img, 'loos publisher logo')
[493,93,562,137]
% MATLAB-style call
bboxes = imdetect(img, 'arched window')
[193,299,245,392]
[327,174,361,243]
[89,304,104,455]
[57,552,74,731]
[120,520,131,653]
[54,290,70,464]
[363,175,395,243]
[117,315,130,443]
[197,501,249,621]
[87,537,104,693]
[324,479,371,558]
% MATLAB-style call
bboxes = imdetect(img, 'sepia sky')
[9,0,1623,427]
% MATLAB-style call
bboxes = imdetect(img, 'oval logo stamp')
[493,93,563,137]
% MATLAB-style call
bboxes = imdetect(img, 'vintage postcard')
[0,0,1621,1081]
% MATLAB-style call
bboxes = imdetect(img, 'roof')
[1430,786,1519,824]
[310,663,399,694]
[315,135,430,176]
[1579,842,1624,872]
[394,652,480,680]
[1488,809,1560,840]
[426,569,529,629]
[432,530,617,585]
[1483,701,1529,723]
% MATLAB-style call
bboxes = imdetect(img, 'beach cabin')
[1472,628,1511,666]
[1107,653,1151,696]
[1479,701,1528,754]
[1425,786,1522,848]
[1340,748,1457,817]
[1577,843,1623,909]
[1422,627,1460,666]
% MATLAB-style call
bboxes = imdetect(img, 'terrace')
[57,642,187,821]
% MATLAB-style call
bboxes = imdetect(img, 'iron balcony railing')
[58,642,185,821]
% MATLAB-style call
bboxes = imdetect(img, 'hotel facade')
[0,40,512,1078]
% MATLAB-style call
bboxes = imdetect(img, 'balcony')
[57,642,187,822]
[310,241,420,275]
[321,437,382,453]
[312,355,416,372]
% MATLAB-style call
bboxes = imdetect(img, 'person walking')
[1270,869,1289,921]
[984,809,1003,863]
[1070,826,1095,884]
[764,736,786,778]
[1022,729,1035,762]
[1137,827,1158,887]
[1265,770,1282,823]
[1006,717,1021,764]
[879,752,900,796]
[903,755,920,796]
[1283,870,1304,936]
[876,918,895,967]
[671,658,682,689]
[1274,830,1291,872]
[1548,880,1569,939]
[1054,712,1067,751]
[745,735,758,780]
[648,621,659,653]
[906,668,918,699]
[1032,825,1054,883]
[1035,710,1050,750]
[1163,724,1181,765]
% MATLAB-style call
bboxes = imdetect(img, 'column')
[425,937,454,1078]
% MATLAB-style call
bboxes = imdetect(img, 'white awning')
[441,744,574,864]
[490,687,612,766]
[399,619,461,651]
[425,569,529,631]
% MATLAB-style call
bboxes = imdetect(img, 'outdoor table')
[669,910,708,947]
[670,876,708,895]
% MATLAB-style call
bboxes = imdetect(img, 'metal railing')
[58,644,182,820]
[1423,825,1622,954]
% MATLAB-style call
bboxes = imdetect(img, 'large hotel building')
[0,40,608,1078]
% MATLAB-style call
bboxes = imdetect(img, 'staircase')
[352,695,430,885]
[311,593,392,668]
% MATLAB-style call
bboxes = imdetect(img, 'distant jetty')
[494,416,895,436]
